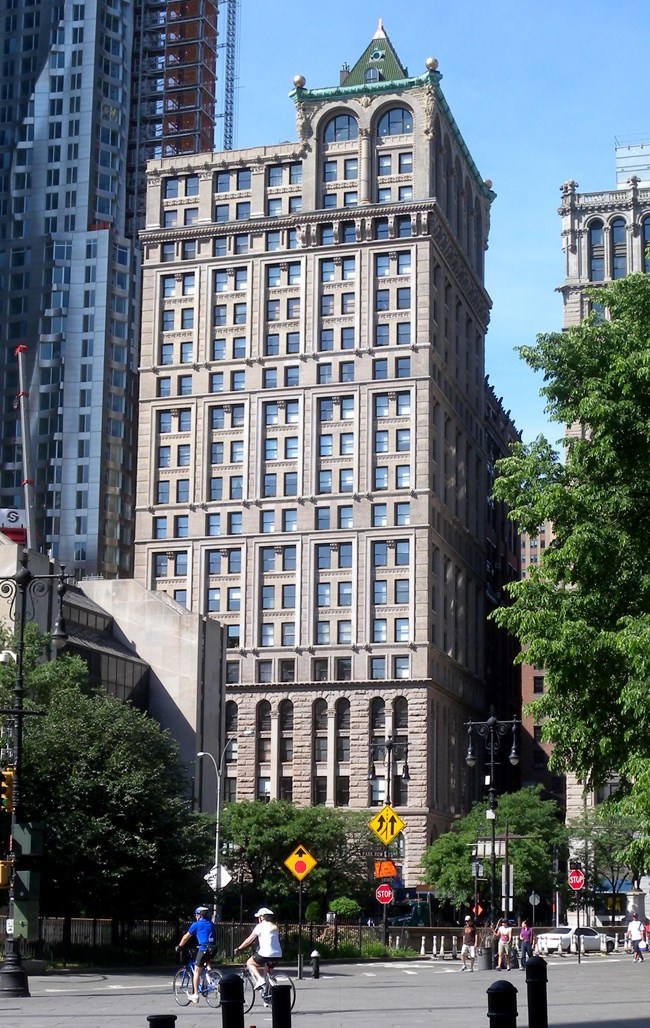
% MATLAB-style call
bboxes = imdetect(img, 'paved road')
[1,952,646,1027]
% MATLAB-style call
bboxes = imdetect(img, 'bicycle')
[237,961,296,1012]
[173,958,222,1008]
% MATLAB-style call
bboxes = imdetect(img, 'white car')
[535,926,614,954]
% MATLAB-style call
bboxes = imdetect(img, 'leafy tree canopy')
[492,274,650,804]
[0,625,213,918]
[419,787,567,915]
[567,799,642,902]
[219,800,377,918]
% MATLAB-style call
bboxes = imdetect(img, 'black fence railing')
[0,917,404,965]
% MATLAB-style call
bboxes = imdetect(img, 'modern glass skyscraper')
[0,0,217,575]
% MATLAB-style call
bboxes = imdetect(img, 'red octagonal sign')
[568,868,585,891]
[376,883,394,905]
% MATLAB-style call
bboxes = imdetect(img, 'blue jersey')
[188,917,216,948]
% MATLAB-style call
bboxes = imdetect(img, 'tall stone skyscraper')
[0,0,217,574]
[136,22,510,880]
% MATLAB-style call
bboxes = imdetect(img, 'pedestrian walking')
[626,912,646,963]
[519,919,534,969]
[460,915,478,971]
[494,918,512,970]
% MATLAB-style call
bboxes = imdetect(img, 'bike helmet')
[254,907,274,917]
[195,905,211,915]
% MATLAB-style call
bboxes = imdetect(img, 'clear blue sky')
[230,0,650,444]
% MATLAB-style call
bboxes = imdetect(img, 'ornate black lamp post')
[368,733,410,806]
[0,552,67,996]
[465,709,519,924]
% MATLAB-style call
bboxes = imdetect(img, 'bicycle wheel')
[269,972,296,1010]
[173,968,193,1006]
[203,968,222,1008]
[242,972,256,1013]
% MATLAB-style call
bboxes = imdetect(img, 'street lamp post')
[465,709,519,926]
[197,748,227,921]
[0,551,68,997]
[368,734,410,946]
[368,733,410,806]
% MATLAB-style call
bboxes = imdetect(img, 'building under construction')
[0,0,235,576]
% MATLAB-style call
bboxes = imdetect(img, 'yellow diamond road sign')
[284,844,317,880]
[368,804,406,845]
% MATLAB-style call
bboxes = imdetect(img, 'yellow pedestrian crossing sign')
[368,804,405,845]
[284,844,317,880]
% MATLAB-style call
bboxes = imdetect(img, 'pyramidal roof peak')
[342,20,408,87]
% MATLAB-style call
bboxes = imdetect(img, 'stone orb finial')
[425,57,438,71]
[483,179,493,189]
[293,74,306,88]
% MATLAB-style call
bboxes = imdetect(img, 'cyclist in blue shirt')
[176,905,216,1003]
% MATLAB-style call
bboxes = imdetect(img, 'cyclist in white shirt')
[234,907,282,988]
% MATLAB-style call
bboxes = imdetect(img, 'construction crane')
[218,0,239,150]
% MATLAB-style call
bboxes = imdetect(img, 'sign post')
[376,883,394,905]
[284,845,317,981]
[568,868,585,964]
[568,869,585,891]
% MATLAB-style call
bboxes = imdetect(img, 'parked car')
[535,926,614,954]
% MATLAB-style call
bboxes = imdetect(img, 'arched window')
[279,700,293,800]
[256,699,271,763]
[364,67,379,83]
[644,217,650,275]
[335,698,350,806]
[280,699,293,732]
[256,699,272,801]
[313,698,328,762]
[611,217,627,279]
[588,220,604,281]
[369,697,386,805]
[257,699,272,733]
[323,114,358,143]
[336,698,350,760]
[377,107,413,138]
[225,700,238,733]
[370,696,385,733]
[394,696,408,730]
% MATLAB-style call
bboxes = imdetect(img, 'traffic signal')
[0,769,14,813]
[0,861,9,888]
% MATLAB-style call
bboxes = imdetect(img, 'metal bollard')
[311,949,320,979]
[525,956,548,1028]
[452,935,458,959]
[271,981,292,1028]
[486,979,518,1028]
[219,972,245,1028]
[146,1017,177,1028]
[420,935,426,956]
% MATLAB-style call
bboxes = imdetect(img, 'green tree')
[419,786,567,914]
[219,801,377,917]
[328,896,361,920]
[568,801,642,909]
[491,274,650,808]
[0,629,213,918]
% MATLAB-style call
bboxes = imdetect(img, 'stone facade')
[133,25,511,883]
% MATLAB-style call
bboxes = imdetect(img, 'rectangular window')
[395,579,410,604]
[338,506,353,529]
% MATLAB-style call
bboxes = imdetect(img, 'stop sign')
[568,868,585,891]
[376,883,394,904]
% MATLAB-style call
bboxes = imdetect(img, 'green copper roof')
[342,19,408,86]
[288,22,496,203]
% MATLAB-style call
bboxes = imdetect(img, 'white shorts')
[461,944,475,959]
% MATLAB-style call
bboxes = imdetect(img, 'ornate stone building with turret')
[133,22,516,883]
